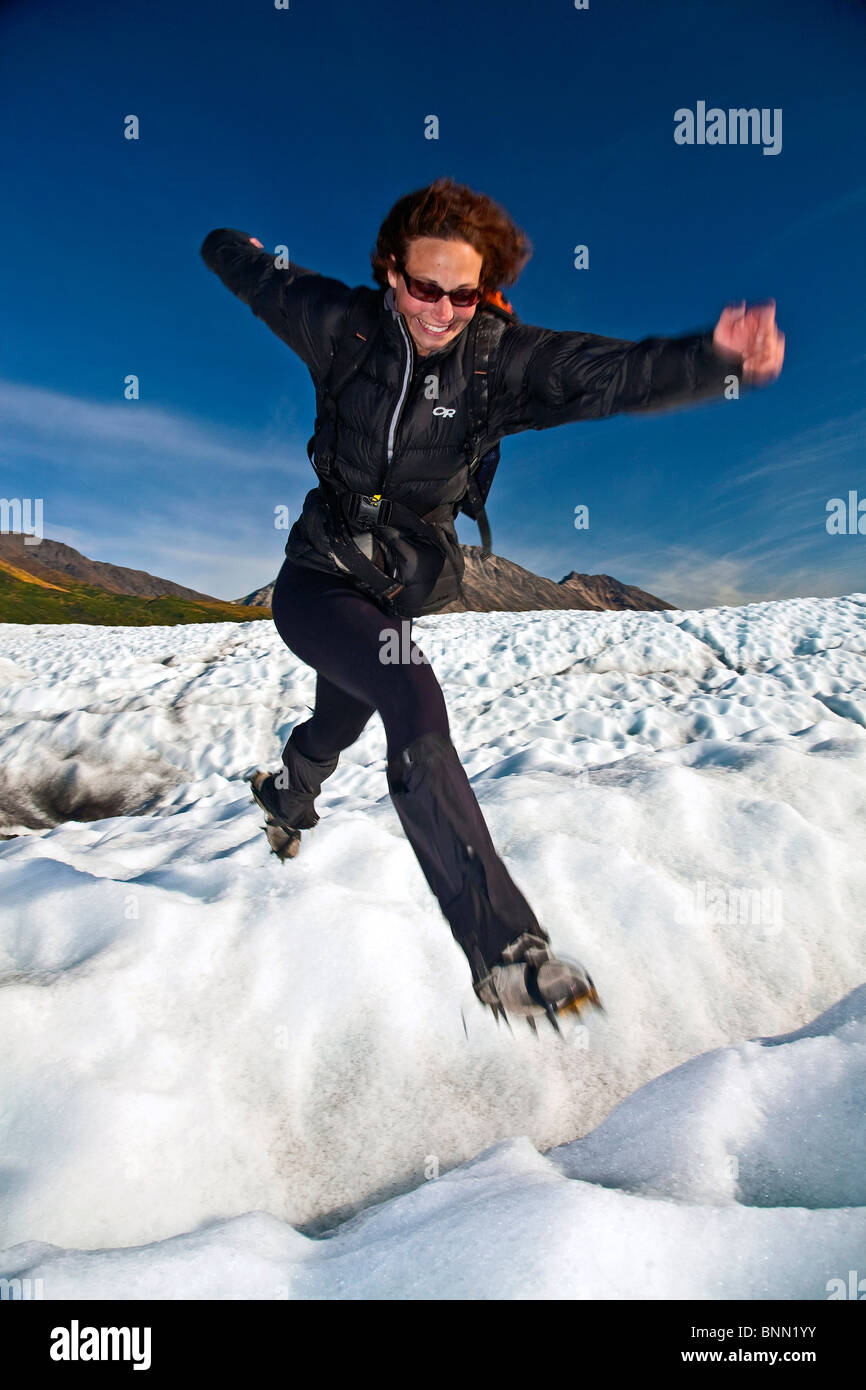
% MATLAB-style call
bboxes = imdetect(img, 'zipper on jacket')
[382,313,415,489]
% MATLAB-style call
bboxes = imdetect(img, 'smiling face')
[386,236,484,357]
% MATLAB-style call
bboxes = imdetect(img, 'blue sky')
[1,0,864,606]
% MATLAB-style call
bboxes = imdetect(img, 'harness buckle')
[346,492,392,528]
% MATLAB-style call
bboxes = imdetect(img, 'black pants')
[270,558,544,980]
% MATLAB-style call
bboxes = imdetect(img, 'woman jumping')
[200,177,784,1031]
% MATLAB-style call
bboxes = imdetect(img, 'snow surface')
[0,593,864,1299]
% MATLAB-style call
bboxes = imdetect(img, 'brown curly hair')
[370,177,532,293]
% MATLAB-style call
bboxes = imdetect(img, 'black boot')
[386,731,547,985]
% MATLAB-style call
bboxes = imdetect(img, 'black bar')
[6,1297,863,1374]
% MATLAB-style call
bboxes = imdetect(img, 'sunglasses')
[397,263,484,308]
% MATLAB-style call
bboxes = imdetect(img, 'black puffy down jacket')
[201,228,745,613]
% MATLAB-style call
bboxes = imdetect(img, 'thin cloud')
[711,408,866,496]
[0,378,310,478]
[773,184,866,246]
[635,546,864,610]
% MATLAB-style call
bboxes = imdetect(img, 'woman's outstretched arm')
[199,228,353,380]
[494,299,783,435]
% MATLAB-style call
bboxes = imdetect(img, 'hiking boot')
[248,769,318,861]
[249,732,341,862]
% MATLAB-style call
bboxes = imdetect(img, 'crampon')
[464,933,604,1038]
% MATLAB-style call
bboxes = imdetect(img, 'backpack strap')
[462,309,509,556]
[307,286,382,480]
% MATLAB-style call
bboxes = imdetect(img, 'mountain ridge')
[0,533,674,622]
[236,546,675,613]
[0,535,263,626]
[0,534,217,603]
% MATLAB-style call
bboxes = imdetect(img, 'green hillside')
[0,568,269,626]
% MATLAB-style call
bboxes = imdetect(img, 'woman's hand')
[713,299,785,383]
[249,236,264,248]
